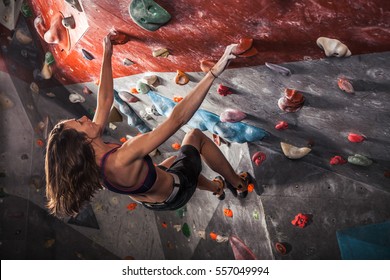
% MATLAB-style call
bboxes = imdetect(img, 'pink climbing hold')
[338,77,354,94]
[330,155,347,165]
[252,151,266,166]
[275,121,288,130]
[217,84,233,96]
[229,236,257,260]
[220,109,246,122]
[348,133,365,143]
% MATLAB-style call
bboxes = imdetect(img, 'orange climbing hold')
[120,137,127,143]
[200,59,216,72]
[247,183,254,193]
[223,208,233,218]
[348,133,365,143]
[175,70,189,85]
[126,203,138,211]
[173,96,183,102]
[232,38,258,57]
[161,222,168,228]
[172,143,181,150]
[131,87,138,94]
[209,232,218,240]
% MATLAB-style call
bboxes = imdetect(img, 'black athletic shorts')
[142,145,202,211]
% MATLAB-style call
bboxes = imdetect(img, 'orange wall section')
[28,0,390,85]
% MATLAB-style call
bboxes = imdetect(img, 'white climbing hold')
[280,142,311,159]
[316,37,352,57]
[69,91,85,103]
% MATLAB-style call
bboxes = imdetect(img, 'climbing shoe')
[236,171,254,199]
[212,176,226,201]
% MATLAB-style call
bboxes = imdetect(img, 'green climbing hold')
[129,0,171,31]
[21,2,33,18]
[253,210,260,220]
[348,154,373,166]
[136,80,151,94]
[182,223,191,238]
[45,52,55,65]
[176,206,187,218]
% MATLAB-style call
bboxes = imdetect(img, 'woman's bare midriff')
[128,167,174,203]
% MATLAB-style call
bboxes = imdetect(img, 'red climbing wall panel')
[26,0,390,85]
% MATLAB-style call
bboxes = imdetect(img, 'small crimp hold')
[338,77,354,93]
[329,155,347,165]
[217,84,233,96]
[252,151,266,166]
[153,48,169,57]
[220,109,246,123]
[291,213,309,228]
[281,142,311,159]
[265,62,291,76]
[348,133,365,143]
[348,154,372,166]
[275,121,288,130]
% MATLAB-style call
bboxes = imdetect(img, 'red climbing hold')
[291,213,309,228]
[252,151,266,166]
[348,133,365,143]
[275,242,287,255]
[126,203,137,211]
[217,84,233,96]
[275,121,288,130]
[229,236,258,260]
[330,155,347,165]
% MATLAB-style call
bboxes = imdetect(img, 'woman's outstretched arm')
[121,44,237,160]
[93,32,115,131]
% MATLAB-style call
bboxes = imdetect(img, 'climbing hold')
[129,0,171,31]
[229,236,258,260]
[120,137,127,143]
[0,93,14,109]
[172,143,181,150]
[36,139,45,147]
[30,82,39,94]
[34,13,70,51]
[216,235,229,243]
[119,91,139,103]
[44,239,56,248]
[131,88,138,94]
[175,70,189,85]
[15,29,32,45]
[65,0,83,12]
[223,208,233,218]
[252,210,260,220]
[161,222,168,228]
[281,142,311,159]
[82,86,92,95]
[265,62,292,76]
[232,38,253,55]
[200,60,216,72]
[197,230,206,240]
[275,242,288,255]
[217,84,234,96]
[210,232,218,240]
[220,109,246,123]
[21,2,33,18]
[136,80,151,94]
[176,206,187,218]
[181,223,191,238]
[291,213,310,228]
[338,77,354,93]
[81,49,94,60]
[275,121,288,130]
[62,15,76,29]
[348,154,373,166]
[247,184,254,192]
[126,203,137,210]
[152,48,169,57]
[45,52,55,65]
[69,91,85,103]
[123,58,134,66]
[348,133,365,143]
[316,37,352,57]
[41,62,52,80]
[108,106,123,123]
[278,88,305,112]
[232,38,258,57]
[173,96,183,103]
[110,31,130,45]
[46,92,56,98]
[141,75,160,87]
[252,151,266,166]
[329,155,347,165]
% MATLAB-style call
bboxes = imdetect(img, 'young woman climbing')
[45,31,253,217]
